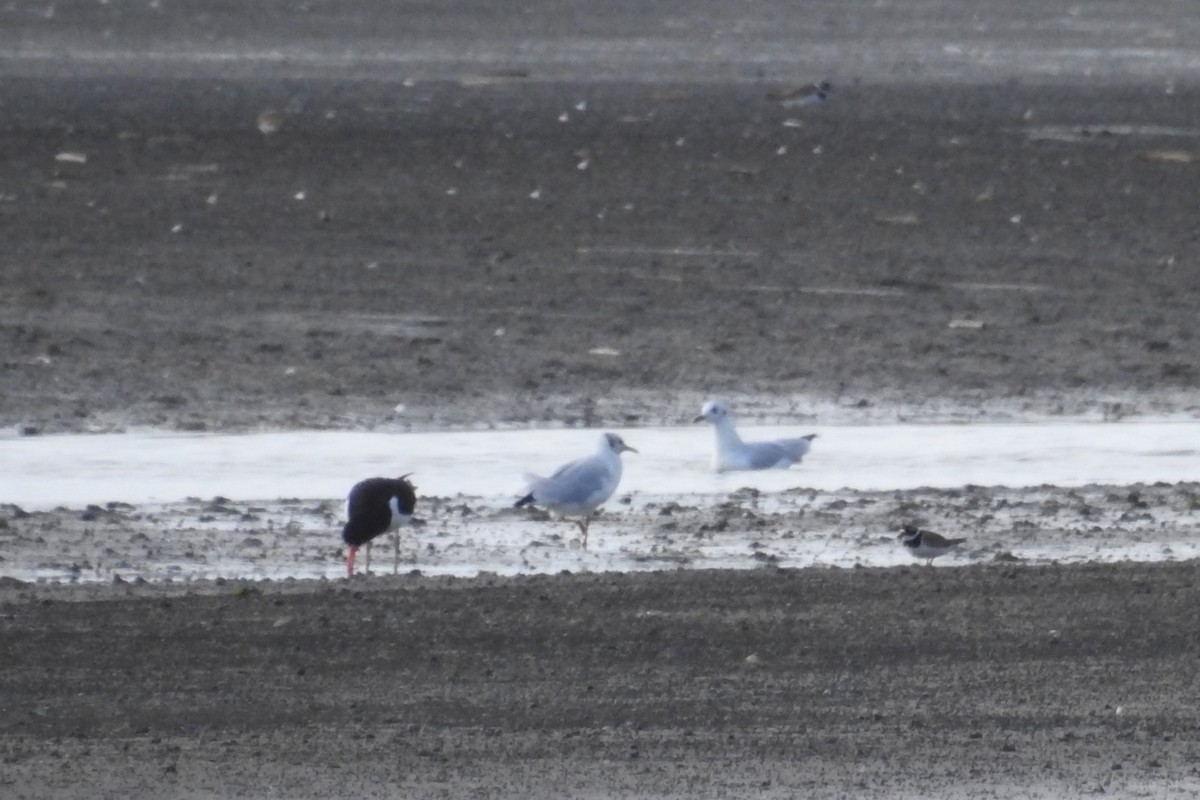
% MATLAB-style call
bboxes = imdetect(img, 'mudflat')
[3,56,1198,433]
[3,0,1200,797]
[2,562,1199,799]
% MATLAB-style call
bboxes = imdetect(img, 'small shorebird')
[897,523,966,566]
[514,432,636,548]
[694,399,816,472]
[256,108,285,136]
[769,80,833,108]
[342,475,417,577]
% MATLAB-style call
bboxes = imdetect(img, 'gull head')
[603,432,638,455]
[694,399,732,424]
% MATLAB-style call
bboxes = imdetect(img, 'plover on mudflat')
[897,523,966,566]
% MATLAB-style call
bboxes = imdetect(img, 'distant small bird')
[342,476,417,577]
[256,108,285,136]
[514,432,636,548]
[694,399,816,472]
[897,523,966,566]
[770,80,833,108]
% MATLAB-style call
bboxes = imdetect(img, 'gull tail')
[514,472,544,507]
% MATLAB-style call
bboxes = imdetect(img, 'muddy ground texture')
[5,488,1200,800]
[4,558,1200,799]
[2,74,1198,433]
[5,2,1200,797]
[5,481,1200,585]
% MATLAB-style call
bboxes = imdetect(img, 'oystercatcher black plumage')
[342,475,417,577]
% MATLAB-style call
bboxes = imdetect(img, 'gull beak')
[622,443,638,454]
[693,415,706,423]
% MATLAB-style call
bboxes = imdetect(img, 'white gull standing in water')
[694,399,817,472]
[514,432,637,548]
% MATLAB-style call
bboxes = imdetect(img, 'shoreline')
[5,479,1199,587]
[3,2,1199,795]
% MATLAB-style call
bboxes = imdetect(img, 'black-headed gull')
[897,523,966,566]
[694,399,816,472]
[514,432,637,548]
[342,475,417,577]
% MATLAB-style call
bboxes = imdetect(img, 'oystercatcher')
[897,523,966,566]
[342,475,417,577]
[694,399,816,472]
[514,432,636,548]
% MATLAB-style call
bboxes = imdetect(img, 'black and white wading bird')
[897,523,966,566]
[694,399,817,472]
[342,475,417,577]
[514,432,636,548]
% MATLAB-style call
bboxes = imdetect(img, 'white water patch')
[948,282,1050,293]
[576,246,761,259]
[7,39,1200,85]
[3,421,1199,510]
[3,424,1199,585]
[1026,123,1200,142]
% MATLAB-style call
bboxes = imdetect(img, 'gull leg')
[574,517,590,549]
[365,541,372,575]
[394,530,400,575]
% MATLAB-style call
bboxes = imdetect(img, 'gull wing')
[532,455,617,507]
[739,436,815,469]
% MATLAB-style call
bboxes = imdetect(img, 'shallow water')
[5,421,1199,585]
[4,420,1199,510]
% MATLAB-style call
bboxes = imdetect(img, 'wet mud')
[3,0,1200,797]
